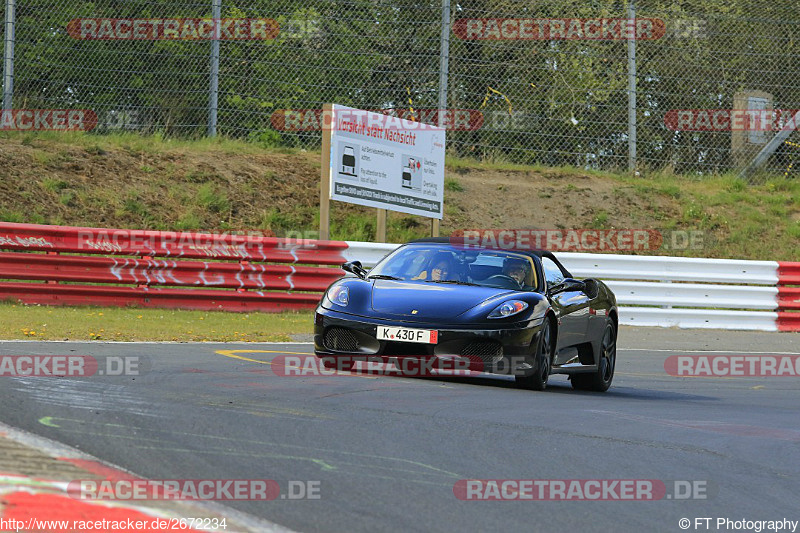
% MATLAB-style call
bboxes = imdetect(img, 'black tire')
[571,322,616,392]
[320,356,355,372]
[515,319,552,391]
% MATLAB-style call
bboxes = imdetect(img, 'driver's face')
[506,265,525,283]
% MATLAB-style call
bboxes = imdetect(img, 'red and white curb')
[0,422,294,532]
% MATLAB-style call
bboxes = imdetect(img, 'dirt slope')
[0,133,796,260]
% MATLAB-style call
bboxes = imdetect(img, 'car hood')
[370,280,514,320]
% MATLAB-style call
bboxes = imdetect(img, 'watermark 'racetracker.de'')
[74,229,320,255]
[454,479,710,500]
[453,18,665,40]
[664,109,800,131]
[665,355,800,377]
[0,355,147,377]
[450,229,704,252]
[273,354,485,377]
[67,18,279,40]
[0,109,97,131]
[67,479,321,501]
[270,108,484,131]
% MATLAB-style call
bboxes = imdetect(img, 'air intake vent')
[460,341,503,363]
[324,327,359,352]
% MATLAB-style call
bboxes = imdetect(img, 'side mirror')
[342,260,367,280]
[549,278,585,296]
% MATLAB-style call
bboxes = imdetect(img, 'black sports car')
[313,238,618,391]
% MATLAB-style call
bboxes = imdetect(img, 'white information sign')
[329,104,445,219]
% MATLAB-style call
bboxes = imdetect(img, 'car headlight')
[488,300,528,319]
[326,285,349,307]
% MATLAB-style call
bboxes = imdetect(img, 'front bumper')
[313,307,545,376]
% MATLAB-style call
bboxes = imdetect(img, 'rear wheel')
[515,319,552,391]
[571,322,616,392]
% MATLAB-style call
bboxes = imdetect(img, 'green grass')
[0,303,314,342]
[196,183,231,214]
[444,177,464,192]
[590,210,609,229]
[2,130,291,157]
[41,178,69,193]
[623,171,800,258]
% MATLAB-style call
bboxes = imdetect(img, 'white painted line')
[0,420,297,533]
[619,348,800,355]
[0,340,316,345]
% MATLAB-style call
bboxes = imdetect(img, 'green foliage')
[444,177,464,192]
[41,178,69,193]
[8,0,800,176]
[176,210,203,230]
[248,129,284,149]
[0,211,26,223]
[196,184,231,214]
[590,210,610,228]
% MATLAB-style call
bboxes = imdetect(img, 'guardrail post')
[662,279,672,309]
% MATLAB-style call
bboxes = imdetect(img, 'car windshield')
[367,244,538,291]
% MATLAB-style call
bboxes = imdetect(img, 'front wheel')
[515,320,552,391]
[571,322,616,392]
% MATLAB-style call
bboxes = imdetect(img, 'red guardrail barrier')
[0,252,342,291]
[777,312,800,332]
[0,223,347,312]
[0,283,321,312]
[777,262,800,331]
[777,287,800,311]
[777,262,800,286]
[0,222,349,264]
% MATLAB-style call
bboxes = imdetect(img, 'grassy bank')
[0,303,314,342]
[0,130,797,260]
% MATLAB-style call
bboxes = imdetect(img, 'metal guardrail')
[0,222,347,312]
[606,281,777,311]
[346,241,799,332]
[558,252,779,285]
[0,224,797,330]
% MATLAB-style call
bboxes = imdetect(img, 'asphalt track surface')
[1,327,799,533]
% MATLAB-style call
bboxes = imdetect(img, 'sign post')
[319,103,332,240]
[376,208,387,242]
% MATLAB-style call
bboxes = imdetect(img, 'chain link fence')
[2,0,799,177]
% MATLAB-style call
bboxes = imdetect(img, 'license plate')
[377,326,438,344]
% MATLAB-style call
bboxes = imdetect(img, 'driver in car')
[502,257,530,288]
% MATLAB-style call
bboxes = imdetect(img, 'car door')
[542,256,590,356]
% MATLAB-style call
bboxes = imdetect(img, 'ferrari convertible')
[313,238,618,391]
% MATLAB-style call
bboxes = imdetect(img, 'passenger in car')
[412,253,456,281]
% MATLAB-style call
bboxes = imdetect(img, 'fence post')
[208,0,222,137]
[2,0,15,111]
[437,0,450,129]
[627,0,637,172]
[434,0,450,238]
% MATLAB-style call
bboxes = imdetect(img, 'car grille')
[324,327,359,352]
[460,341,503,363]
